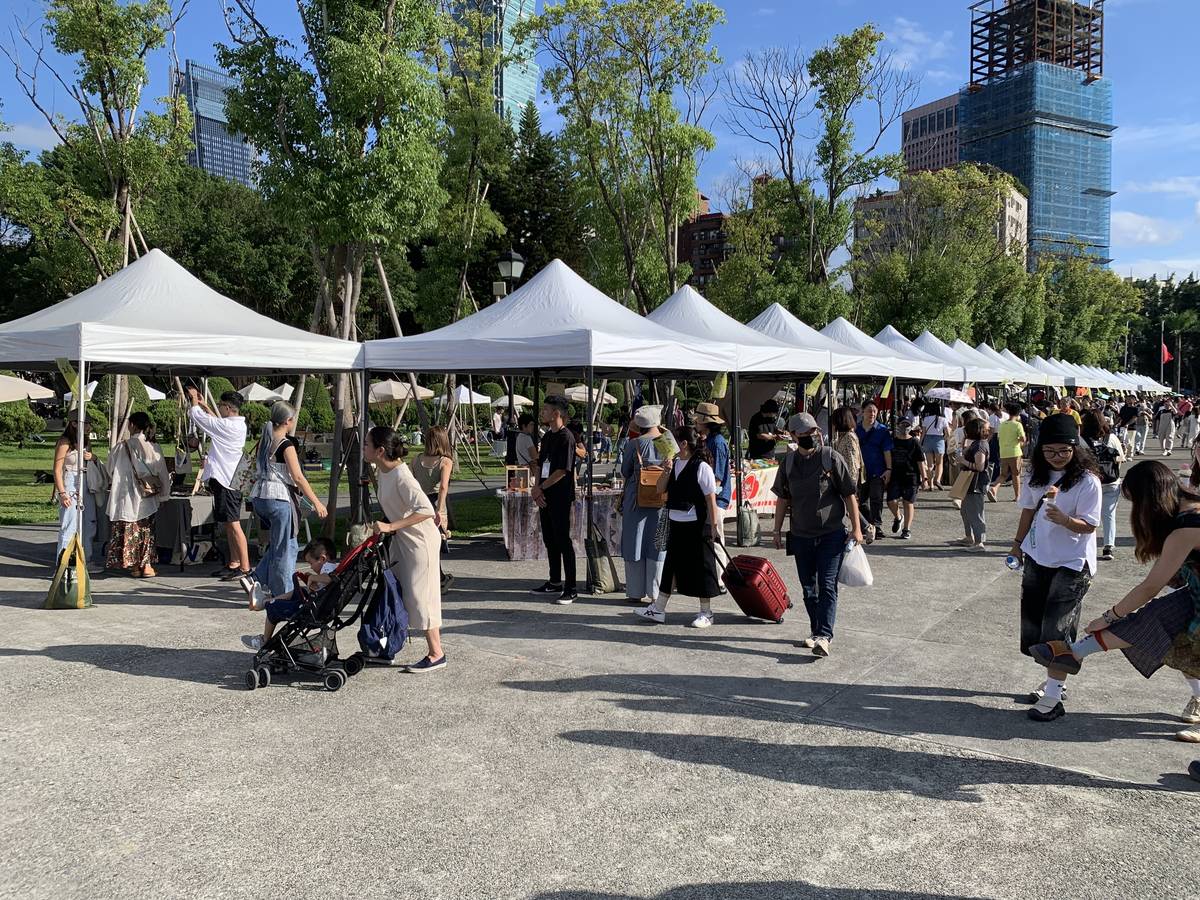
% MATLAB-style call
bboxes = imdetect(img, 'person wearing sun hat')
[620,405,669,606]
[1008,412,1103,722]
[693,402,732,516]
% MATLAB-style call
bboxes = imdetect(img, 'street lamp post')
[494,250,527,429]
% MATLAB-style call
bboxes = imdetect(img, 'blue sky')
[1,0,1196,279]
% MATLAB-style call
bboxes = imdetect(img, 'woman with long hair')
[412,425,455,590]
[920,401,950,491]
[241,402,327,615]
[620,406,668,606]
[954,417,991,551]
[634,426,721,629]
[831,406,872,541]
[367,425,446,672]
[1008,413,1102,721]
[1080,410,1126,562]
[52,418,97,564]
[105,411,171,578]
[1026,460,1200,748]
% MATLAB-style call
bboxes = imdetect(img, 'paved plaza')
[1,491,1196,899]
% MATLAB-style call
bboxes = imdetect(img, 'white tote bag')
[838,541,874,588]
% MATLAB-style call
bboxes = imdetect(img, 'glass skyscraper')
[175,60,254,187]
[959,1,1113,264]
[453,1,540,121]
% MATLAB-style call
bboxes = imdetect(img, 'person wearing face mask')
[771,413,864,657]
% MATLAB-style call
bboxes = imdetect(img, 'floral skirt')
[106,516,156,571]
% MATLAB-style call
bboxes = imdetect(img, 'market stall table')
[727,459,780,519]
[498,487,623,561]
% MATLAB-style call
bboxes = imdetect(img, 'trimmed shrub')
[476,381,504,401]
[301,379,335,432]
[150,399,180,440]
[0,401,46,442]
[242,401,271,435]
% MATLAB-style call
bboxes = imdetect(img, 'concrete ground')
[1,471,1197,899]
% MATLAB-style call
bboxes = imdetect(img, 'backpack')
[635,446,666,509]
[1090,438,1119,485]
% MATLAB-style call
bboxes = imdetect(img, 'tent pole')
[358,367,369,521]
[732,371,744,547]
[77,353,87,564]
[585,368,596,593]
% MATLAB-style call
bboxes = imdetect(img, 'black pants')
[539,496,576,590]
[859,476,885,529]
[1019,559,1091,656]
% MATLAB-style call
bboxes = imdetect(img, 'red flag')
[1163,342,1174,364]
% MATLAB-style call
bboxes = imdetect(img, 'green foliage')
[300,380,335,433]
[607,382,626,405]
[1038,250,1141,366]
[206,377,236,402]
[93,375,149,411]
[149,399,179,440]
[241,401,271,435]
[475,382,504,401]
[0,401,46,442]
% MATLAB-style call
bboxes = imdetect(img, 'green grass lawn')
[0,438,503,535]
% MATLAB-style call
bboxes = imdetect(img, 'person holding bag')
[242,401,327,611]
[953,417,991,551]
[1081,410,1126,562]
[619,407,668,606]
[105,412,170,578]
[634,426,721,628]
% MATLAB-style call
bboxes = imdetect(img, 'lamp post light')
[494,249,527,428]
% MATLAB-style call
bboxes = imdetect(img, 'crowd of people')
[47,380,1200,779]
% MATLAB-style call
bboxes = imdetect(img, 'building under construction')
[959,0,1113,264]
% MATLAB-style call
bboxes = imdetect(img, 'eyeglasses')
[1042,447,1074,458]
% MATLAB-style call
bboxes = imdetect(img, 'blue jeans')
[252,497,297,597]
[1101,482,1121,549]
[57,470,98,562]
[791,528,847,640]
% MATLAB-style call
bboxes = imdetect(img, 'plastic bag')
[838,541,873,588]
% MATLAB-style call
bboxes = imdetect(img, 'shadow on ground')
[534,883,989,900]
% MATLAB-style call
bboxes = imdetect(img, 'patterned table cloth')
[498,489,624,561]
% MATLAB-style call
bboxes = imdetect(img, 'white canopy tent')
[874,326,966,382]
[1051,358,1102,389]
[951,339,1024,384]
[564,385,618,404]
[273,383,295,401]
[62,380,98,404]
[364,259,738,375]
[911,331,999,384]
[820,318,943,381]
[239,382,285,403]
[435,385,492,406]
[976,344,1058,387]
[999,349,1064,388]
[0,249,365,376]
[746,304,894,377]
[1028,356,1078,386]
[649,286,830,374]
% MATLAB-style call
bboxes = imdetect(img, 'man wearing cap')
[772,412,864,657]
[694,402,732,517]
[530,394,578,604]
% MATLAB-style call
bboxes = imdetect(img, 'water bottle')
[1005,554,1023,571]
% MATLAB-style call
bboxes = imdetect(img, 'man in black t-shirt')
[530,395,578,604]
[885,419,926,540]
[747,399,785,459]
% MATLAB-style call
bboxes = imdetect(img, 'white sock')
[699,598,712,616]
[1185,676,1200,699]
[1043,677,1066,703]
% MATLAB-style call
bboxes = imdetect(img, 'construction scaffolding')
[969,0,1105,88]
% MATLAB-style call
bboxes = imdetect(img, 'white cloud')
[755,7,776,15]
[4,122,59,153]
[1122,176,1200,199]
[886,17,954,73]
[1116,121,1200,148]
[1111,211,1183,246]
[1119,257,1200,280]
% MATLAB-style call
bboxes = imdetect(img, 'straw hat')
[692,401,725,425]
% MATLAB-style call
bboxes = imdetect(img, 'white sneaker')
[248,584,268,612]
[241,634,264,651]
[634,606,666,625]
[812,637,831,657]
[689,612,713,629]
[1176,725,1200,743]
[969,542,987,552]
[1181,696,1200,724]
[799,635,817,649]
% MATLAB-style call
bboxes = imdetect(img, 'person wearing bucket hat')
[620,406,668,605]
[1008,412,1103,722]
[693,402,732,515]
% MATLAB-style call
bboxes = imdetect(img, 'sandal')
[1029,640,1082,675]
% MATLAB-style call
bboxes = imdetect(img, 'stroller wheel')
[344,653,365,678]
[244,670,258,691]
[255,665,272,689]
[323,669,347,693]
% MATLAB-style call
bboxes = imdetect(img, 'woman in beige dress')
[412,425,454,590]
[366,425,446,673]
[106,411,171,577]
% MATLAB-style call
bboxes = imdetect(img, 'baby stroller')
[243,534,386,692]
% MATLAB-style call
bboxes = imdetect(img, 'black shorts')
[885,482,918,503]
[209,478,244,523]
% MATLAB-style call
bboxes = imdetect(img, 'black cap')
[1038,413,1079,447]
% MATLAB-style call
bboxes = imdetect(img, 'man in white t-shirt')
[187,387,250,579]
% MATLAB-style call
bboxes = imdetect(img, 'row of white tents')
[0,250,1169,395]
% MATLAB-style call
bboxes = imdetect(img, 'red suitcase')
[718,549,790,623]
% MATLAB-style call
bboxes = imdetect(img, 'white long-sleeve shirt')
[189,406,247,489]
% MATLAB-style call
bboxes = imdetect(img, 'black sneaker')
[891,516,901,534]
[900,529,912,540]
[554,589,577,606]
[874,526,886,541]
[530,581,564,595]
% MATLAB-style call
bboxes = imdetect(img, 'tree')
[1038,249,1141,366]
[519,0,723,312]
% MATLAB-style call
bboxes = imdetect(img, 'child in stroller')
[241,537,338,652]
[241,534,386,692]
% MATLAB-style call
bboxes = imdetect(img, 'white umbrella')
[239,382,285,403]
[0,374,54,403]
[369,379,434,403]
[435,384,491,406]
[62,380,98,404]
[492,394,533,407]
[273,383,294,401]
[925,386,973,405]
[564,384,618,404]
